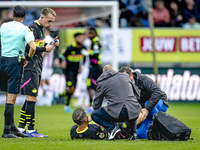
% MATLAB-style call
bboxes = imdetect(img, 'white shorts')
[41,67,53,80]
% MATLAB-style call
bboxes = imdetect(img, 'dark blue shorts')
[0,56,23,94]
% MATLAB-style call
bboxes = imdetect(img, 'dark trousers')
[91,106,137,134]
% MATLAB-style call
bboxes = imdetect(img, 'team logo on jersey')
[67,81,72,87]
[122,123,127,128]
[71,51,76,55]
[32,88,37,93]
[99,133,105,139]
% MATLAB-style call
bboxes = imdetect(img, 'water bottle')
[50,39,57,45]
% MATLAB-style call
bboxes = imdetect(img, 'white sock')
[18,128,25,132]
[28,130,35,133]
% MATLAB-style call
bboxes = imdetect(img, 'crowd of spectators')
[0,7,40,26]
[0,8,11,25]
[119,0,200,29]
[72,0,200,29]
[1,0,200,29]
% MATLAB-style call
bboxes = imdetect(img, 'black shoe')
[128,133,138,141]
[107,126,121,141]
[2,133,21,138]
[11,130,28,138]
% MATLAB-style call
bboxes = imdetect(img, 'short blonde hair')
[41,8,56,17]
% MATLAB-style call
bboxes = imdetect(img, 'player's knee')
[91,111,95,120]
[137,130,148,139]
[68,86,75,94]
[27,95,37,102]
[7,93,17,104]
[71,88,75,93]
[91,110,98,121]
[137,119,150,139]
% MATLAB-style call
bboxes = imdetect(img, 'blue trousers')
[137,99,168,139]
[91,106,137,134]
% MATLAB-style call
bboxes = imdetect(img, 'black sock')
[65,91,72,106]
[11,118,18,132]
[4,103,14,134]
[90,98,93,106]
[25,101,36,130]
[130,119,137,135]
[18,100,27,128]
[11,107,18,132]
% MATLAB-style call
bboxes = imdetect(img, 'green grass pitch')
[0,102,199,150]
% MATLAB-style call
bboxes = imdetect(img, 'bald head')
[103,65,114,73]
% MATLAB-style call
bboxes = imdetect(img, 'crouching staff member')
[91,65,141,140]
[119,67,168,139]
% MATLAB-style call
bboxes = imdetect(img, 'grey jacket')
[93,70,142,120]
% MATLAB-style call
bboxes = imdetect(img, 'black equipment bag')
[147,111,192,141]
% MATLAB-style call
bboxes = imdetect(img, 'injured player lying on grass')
[70,108,142,140]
